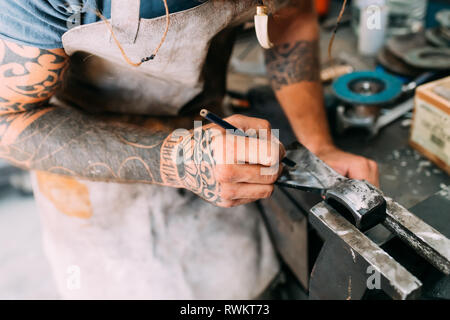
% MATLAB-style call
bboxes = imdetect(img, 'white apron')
[31,0,287,299]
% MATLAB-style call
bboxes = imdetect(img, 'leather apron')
[30,0,287,299]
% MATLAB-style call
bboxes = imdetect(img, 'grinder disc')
[404,47,450,70]
[332,71,403,105]
[377,47,424,77]
[425,28,450,47]
[386,32,428,61]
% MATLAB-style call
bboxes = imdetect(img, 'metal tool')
[332,71,435,136]
[333,71,404,106]
[425,9,450,48]
[377,47,424,78]
[404,47,450,70]
[276,142,386,231]
[276,142,450,275]
[333,71,434,106]
[386,32,428,63]
[308,202,422,300]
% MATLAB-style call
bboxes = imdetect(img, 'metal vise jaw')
[308,196,450,300]
[309,201,422,300]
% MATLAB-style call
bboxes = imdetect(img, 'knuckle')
[273,141,282,157]
[260,142,280,166]
[260,119,271,130]
[262,185,274,198]
[367,159,377,169]
[373,163,380,175]
[215,165,234,183]
[209,134,221,150]
[220,184,235,200]
[371,160,378,169]
[263,171,279,184]
[279,143,286,158]
[269,153,280,166]
[209,128,223,141]
[228,114,244,122]
[269,173,279,184]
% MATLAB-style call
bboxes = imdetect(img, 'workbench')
[241,84,449,299]
[229,8,449,299]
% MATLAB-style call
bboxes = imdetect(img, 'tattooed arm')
[266,0,330,151]
[265,0,379,186]
[0,39,283,207]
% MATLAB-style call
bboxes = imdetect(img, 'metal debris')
[392,150,400,160]
[401,119,412,128]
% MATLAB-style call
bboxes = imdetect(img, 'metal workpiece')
[277,143,345,193]
[383,198,450,275]
[277,143,386,231]
[324,179,386,231]
[309,202,422,300]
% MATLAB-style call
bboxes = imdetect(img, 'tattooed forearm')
[265,40,320,90]
[0,106,166,182]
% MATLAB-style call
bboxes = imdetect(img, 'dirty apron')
[31,0,287,299]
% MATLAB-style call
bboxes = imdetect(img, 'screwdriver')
[200,109,297,167]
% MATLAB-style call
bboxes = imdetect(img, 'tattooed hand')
[161,115,286,207]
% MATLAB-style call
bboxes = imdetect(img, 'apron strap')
[111,0,141,44]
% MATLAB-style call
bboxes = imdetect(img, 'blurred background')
[0,164,58,299]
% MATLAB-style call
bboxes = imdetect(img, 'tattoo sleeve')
[265,40,320,90]
[0,39,220,203]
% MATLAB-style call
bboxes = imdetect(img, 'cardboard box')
[410,76,450,175]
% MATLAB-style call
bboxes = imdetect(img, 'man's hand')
[167,115,285,208]
[315,145,380,187]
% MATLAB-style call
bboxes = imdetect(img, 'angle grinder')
[332,70,435,136]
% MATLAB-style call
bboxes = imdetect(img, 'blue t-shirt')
[0,0,203,49]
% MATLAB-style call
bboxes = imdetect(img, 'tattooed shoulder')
[265,40,320,90]
[0,39,68,115]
